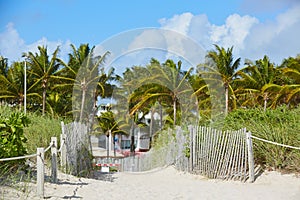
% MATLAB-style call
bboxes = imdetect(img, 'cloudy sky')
[1,0,300,72]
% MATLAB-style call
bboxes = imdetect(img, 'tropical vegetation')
[0,43,300,172]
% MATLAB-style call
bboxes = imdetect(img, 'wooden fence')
[189,126,254,182]
[120,127,189,172]
[61,121,92,176]
[119,126,254,182]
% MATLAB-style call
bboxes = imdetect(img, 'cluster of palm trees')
[196,45,300,115]
[0,44,115,121]
[0,44,299,130]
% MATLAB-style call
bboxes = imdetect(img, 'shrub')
[0,112,30,170]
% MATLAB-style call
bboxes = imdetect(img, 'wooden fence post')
[51,137,58,183]
[246,131,255,183]
[37,148,44,198]
[60,133,67,169]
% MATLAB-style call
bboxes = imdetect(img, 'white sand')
[2,166,300,200]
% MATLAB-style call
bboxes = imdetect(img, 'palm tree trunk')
[263,93,268,112]
[173,97,176,126]
[149,108,154,148]
[80,88,86,122]
[42,88,46,116]
[225,85,229,115]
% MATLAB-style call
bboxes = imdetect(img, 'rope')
[44,142,53,153]
[0,153,38,162]
[251,135,300,150]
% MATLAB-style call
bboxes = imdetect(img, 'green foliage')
[0,111,30,170]
[0,106,65,156]
[24,112,63,155]
[214,106,300,172]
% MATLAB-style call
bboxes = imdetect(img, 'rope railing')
[251,135,300,150]
[44,142,54,153]
[0,134,66,198]
[0,142,53,162]
[0,153,38,162]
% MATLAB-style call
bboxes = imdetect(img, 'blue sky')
[1,0,300,71]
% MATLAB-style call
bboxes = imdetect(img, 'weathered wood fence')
[120,126,254,182]
[120,127,189,172]
[189,126,254,182]
[61,121,92,176]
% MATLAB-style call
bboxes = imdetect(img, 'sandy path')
[2,166,300,200]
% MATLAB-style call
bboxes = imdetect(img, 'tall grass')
[213,106,300,172]
[0,106,66,156]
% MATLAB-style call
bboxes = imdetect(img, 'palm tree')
[199,45,241,115]
[23,46,60,115]
[237,56,279,111]
[56,44,110,122]
[189,73,211,120]
[95,111,128,158]
[0,61,26,109]
[0,56,8,77]
[126,59,194,126]
[279,55,300,105]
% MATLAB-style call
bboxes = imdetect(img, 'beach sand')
[2,166,300,200]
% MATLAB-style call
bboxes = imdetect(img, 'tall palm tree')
[23,46,60,115]
[280,55,300,105]
[123,59,194,126]
[237,56,279,111]
[95,111,128,157]
[199,45,241,115]
[0,61,26,109]
[57,44,110,122]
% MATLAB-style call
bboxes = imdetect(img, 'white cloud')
[0,23,26,62]
[156,6,300,64]
[210,14,258,52]
[159,12,194,35]
[0,23,71,63]
[242,4,300,63]
[2,4,300,68]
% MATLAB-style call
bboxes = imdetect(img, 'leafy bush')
[214,106,300,172]
[0,112,30,169]
[0,106,67,158]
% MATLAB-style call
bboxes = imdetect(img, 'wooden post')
[60,121,67,170]
[60,133,67,168]
[51,137,58,183]
[37,148,44,198]
[246,131,255,183]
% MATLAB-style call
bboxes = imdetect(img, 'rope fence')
[0,153,38,162]
[0,143,53,162]
[251,135,300,150]
[0,135,67,198]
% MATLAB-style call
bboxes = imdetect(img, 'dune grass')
[213,106,300,172]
